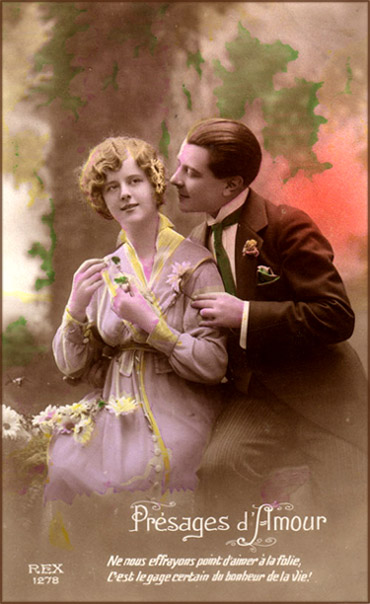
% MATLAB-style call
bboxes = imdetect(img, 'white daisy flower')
[106,394,137,417]
[32,404,58,426]
[73,416,94,444]
[166,261,192,293]
[2,405,23,439]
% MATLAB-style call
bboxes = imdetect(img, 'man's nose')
[169,168,182,186]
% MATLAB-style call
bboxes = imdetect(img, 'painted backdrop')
[2,2,368,602]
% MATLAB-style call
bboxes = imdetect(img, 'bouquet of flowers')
[3,404,48,496]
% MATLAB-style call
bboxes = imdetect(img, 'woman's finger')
[79,258,106,270]
[86,279,104,294]
[84,271,104,286]
[80,261,107,279]
[74,259,106,278]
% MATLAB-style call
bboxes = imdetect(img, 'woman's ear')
[222,175,245,197]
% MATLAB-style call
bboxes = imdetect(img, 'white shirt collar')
[206,188,249,226]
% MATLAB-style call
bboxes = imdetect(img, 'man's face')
[170,141,229,216]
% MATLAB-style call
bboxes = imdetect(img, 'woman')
[36,136,227,505]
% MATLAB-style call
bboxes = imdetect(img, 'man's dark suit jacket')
[191,189,367,450]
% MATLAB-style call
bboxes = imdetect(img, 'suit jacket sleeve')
[246,205,354,357]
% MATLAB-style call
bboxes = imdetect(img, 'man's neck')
[207,188,249,222]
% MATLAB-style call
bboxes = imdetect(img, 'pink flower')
[242,239,259,257]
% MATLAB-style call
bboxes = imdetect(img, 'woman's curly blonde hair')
[79,137,166,219]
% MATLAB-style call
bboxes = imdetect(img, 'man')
[170,118,367,520]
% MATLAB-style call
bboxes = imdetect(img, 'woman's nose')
[120,183,131,198]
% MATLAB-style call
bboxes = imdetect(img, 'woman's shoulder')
[177,237,214,263]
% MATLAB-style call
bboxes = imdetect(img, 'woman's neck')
[124,213,159,275]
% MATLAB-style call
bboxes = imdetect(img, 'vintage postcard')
[3,1,367,602]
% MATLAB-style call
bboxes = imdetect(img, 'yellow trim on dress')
[118,213,184,289]
[138,354,171,488]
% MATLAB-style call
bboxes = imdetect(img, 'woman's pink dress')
[44,216,227,504]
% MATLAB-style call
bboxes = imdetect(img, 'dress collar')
[118,213,174,244]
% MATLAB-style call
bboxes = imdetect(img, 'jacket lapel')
[189,190,268,299]
[235,190,268,300]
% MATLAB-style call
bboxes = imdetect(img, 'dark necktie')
[211,205,243,295]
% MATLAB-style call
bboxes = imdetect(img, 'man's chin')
[178,200,193,213]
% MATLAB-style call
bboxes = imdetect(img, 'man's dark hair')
[186,118,262,186]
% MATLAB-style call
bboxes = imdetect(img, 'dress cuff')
[239,301,250,350]
[63,307,92,342]
[146,318,179,356]
[64,307,89,326]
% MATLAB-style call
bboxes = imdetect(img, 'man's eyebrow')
[189,166,202,175]
[177,158,202,175]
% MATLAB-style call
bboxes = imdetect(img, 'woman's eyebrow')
[105,172,142,183]
[103,178,118,188]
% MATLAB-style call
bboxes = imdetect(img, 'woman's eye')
[131,178,142,184]
[106,183,118,192]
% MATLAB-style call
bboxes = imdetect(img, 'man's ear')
[223,175,245,197]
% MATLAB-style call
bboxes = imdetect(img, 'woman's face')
[102,155,158,229]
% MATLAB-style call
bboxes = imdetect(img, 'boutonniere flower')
[242,239,259,257]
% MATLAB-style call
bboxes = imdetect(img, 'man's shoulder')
[249,189,309,219]
[248,189,320,232]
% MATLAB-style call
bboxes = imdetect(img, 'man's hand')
[191,293,244,328]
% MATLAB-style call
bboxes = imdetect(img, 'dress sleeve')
[146,259,228,384]
[52,307,99,378]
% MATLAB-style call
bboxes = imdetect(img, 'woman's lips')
[121,203,139,212]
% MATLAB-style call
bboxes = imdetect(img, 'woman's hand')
[112,284,159,333]
[67,259,107,322]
